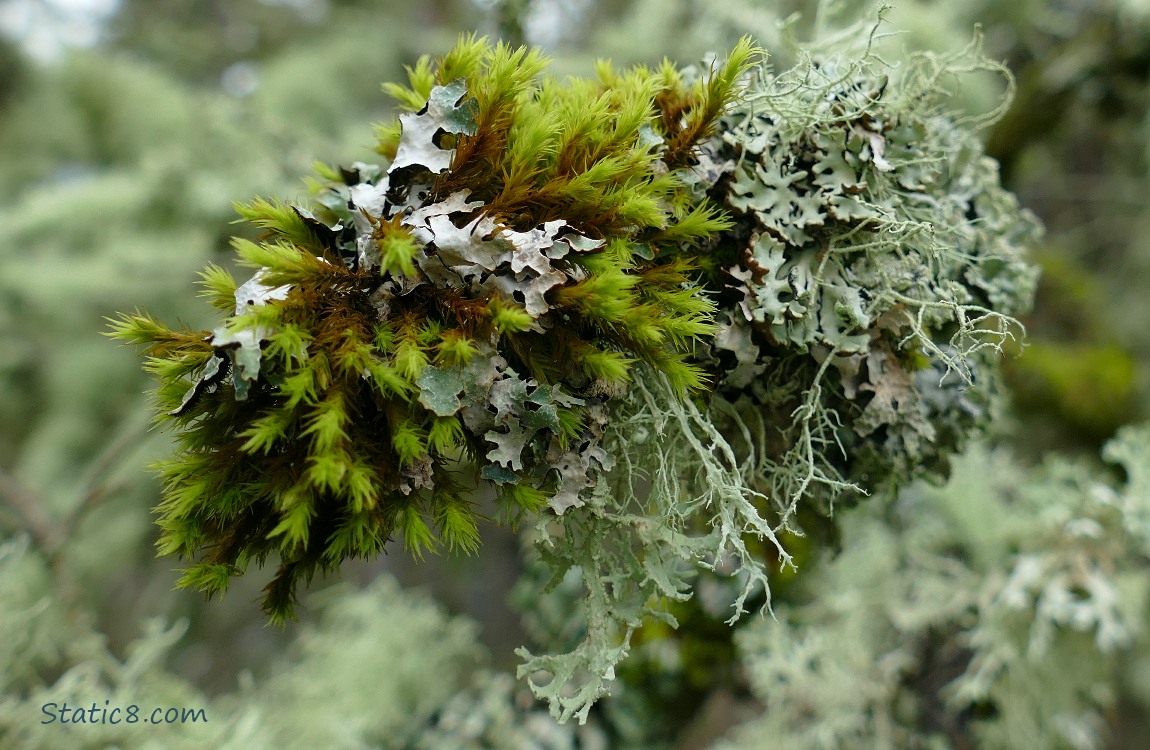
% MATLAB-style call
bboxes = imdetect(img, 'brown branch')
[0,463,92,628]
[0,464,64,556]
[0,414,147,630]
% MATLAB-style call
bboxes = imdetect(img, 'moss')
[1009,341,1137,441]
[110,36,757,622]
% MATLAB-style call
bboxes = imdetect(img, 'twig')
[0,465,64,556]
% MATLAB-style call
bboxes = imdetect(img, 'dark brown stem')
[0,465,63,555]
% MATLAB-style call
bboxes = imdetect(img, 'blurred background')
[1,0,1149,747]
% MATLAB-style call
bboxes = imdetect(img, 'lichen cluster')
[503,35,1040,721]
[111,29,1039,721]
[714,424,1150,750]
[704,36,1040,509]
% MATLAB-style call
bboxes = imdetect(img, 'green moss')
[1010,341,1137,440]
[110,35,756,621]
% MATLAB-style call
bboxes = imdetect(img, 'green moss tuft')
[112,35,754,619]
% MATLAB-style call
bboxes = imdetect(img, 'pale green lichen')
[510,24,1038,722]
[709,28,1039,503]
[714,425,1150,750]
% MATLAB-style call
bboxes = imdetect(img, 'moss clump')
[109,36,756,621]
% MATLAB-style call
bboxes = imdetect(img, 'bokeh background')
[2,1,1149,748]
